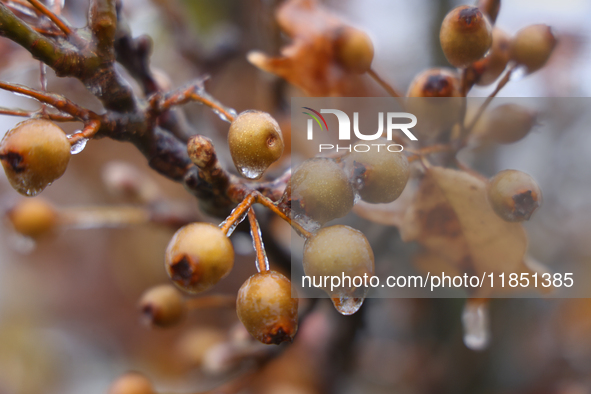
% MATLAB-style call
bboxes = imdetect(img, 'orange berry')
[7,198,57,238]
[108,372,154,394]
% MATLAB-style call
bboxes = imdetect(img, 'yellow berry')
[228,111,284,180]
[510,24,556,73]
[236,270,298,345]
[440,6,493,68]
[333,26,374,74]
[165,223,234,294]
[139,284,186,328]
[0,119,71,196]
[7,198,57,238]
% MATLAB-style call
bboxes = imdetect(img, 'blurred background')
[0,0,590,393]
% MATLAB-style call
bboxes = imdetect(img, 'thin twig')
[461,66,514,145]
[27,0,73,37]
[367,68,402,98]
[219,193,256,235]
[68,118,101,145]
[0,80,96,121]
[0,107,75,121]
[254,193,312,239]
[248,207,269,273]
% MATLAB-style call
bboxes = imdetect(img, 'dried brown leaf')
[247,0,369,96]
[401,166,548,296]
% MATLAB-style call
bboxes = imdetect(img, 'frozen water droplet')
[462,300,490,351]
[218,208,248,237]
[331,295,365,315]
[292,213,321,234]
[239,166,264,180]
[510,65,528,82]
[250,215,269,272]
[68,136,88,155]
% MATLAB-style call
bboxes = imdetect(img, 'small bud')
[440,6,493,68]
[7,198,58,238]
[108,372,154,394]
[139,284,186,328]
[187,135,216,169]
[333,26,374,74]
[236,270,298,345]
[510,24,557,73]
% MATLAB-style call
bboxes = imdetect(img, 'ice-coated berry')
[290,157,355,226]
[228,110,284,180]
[165,222,234,293]
[345,140,410,204]
[0,119,71,196]
[333,26,374,74]
[236,270,298,344]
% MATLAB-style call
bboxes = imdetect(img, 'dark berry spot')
[264,326,292,345]
[458,7,481,26]
[141,304,157,325]
[170,254,200,286]
[424,75,451,96]
[512,190,538,220]
[0,152,25,173]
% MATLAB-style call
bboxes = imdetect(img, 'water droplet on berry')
[331,294,366,315]
[462,300,490,350]
[68,136,88,155]
[238,166,265,180]
[292,212,321,233]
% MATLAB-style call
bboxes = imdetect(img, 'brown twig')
[461,66,514,145]
[367,68,403,98]
[68,118,101,145]
[0,107,75,121]
[0,80,97,121]
[248,207,269,273]
[26,0,73,37]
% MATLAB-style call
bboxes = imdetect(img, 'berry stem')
[59,206,152,229]
[254,193,312,239]
[367,68,403,99]
[461,66,515,145]
[248,207,269,272]
[0,107,75,121]
[219,193,257,235]
[68,119,101,145]
[27,0,75,38]
[151,80,236,123]
[184,294,236,310]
